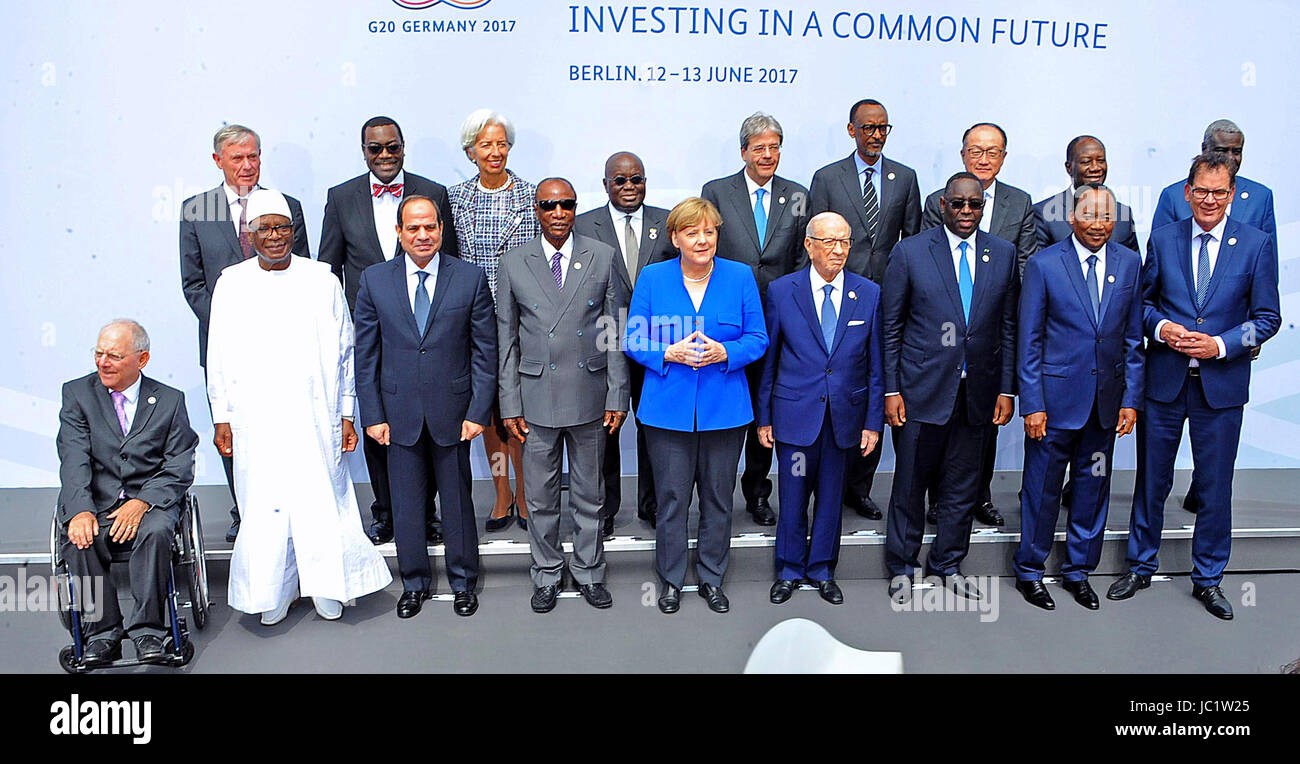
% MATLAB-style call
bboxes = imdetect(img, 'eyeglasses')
[808,236,852,249]
[963,146,1004,159]
[945,198,985,210]
[93,349,134,363]
[254,223,295,236]
[854,123,893,136]
[537,199,578,211]
[1190,187,1232,201]
[609,175,645,186]
[364,141,403,156]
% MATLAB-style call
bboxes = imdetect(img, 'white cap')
[244,188,291,224]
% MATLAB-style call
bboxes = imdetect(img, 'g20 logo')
[392,0,492,8]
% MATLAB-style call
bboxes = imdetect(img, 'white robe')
[207,257,391,613]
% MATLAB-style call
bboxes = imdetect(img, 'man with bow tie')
[319,116,458,546]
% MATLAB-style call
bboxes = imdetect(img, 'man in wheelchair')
[56,319,199,666]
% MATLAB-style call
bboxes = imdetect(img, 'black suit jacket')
[1033,189,1141,256]
[318,172,459,312]
[809,154,922,283]
[701,170,809,295]
[56,373,198,524]
[573,203,678,293]
[922,180,1037,276]
[179,185,310,366]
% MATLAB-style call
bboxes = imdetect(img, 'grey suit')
[57,373,198,640]
[922,180,1037,275]
[809,153,922,283]
[574,204,677,522]
[497,233,631,586]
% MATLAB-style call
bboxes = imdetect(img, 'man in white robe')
[207,189,391,624]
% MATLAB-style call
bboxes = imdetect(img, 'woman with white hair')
[447,109,539,532]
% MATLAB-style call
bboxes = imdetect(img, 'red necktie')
[373,183,403,198]
[237,197,253,258]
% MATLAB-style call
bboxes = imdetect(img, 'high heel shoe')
[486,501,515,533]
[515,502,528,531]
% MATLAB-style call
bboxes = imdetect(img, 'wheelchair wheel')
[162,635,196,667]
[57,645,87,675]
[49,513,73,632]
[181,498,210,630]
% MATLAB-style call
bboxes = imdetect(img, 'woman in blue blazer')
[624,198,769,614]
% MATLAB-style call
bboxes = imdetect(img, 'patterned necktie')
[862,167,879,240]
[753,188,768,247]
[958,241,973,323]
[413,271,431,333]
[372,183,404,198]
[237,197,253,258]
[624,214,640,285]
[1195,232,1213,308]
[110,390,130,435]
[1085,254,1101,320]
[820,284,837,351]
[551,250,564,289]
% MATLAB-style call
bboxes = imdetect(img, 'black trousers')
[602,362,657,520]
[739,362,774,505]
[202,366,239,524]
[387,424,478,594]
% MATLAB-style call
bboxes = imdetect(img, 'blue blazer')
[882,226,1019,426]
[758,268,884,449]
[1018,239,1145,430]
[1151,176,1275,236]
[624,257,769,432]
[354,252,497,448]
[1142,218,1280,409]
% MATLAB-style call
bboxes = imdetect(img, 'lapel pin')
[1227,237,1237,246]
[1107,274,1115,283]
[1240,191,1249,199]
[982,254,990,262]
[848,290,857,300]
[573,261,582,270]
[887,172,896,181]
[778,196,786,204]
[649,228,658,240]
[147,396,156,405]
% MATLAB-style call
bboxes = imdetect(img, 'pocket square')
[848,320,866,326]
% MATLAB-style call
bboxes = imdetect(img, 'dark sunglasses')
[537,199,578,211]
[610,174,645,186]
[364,141,403,156]
[946,198,985,210]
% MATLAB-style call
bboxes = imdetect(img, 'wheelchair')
[51,492,211,673]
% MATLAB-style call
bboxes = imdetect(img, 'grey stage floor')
[2,567,1297,674]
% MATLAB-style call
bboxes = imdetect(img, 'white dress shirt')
[979,181,996,233]
[372,170,404,261]
[1153,217,1228,362]
[743,172,773,222]
[405,249,439,315]
[543,234,575,289]
[1071,234,1107,307]
[224,182,262,238]
[944,225,978,290]
[811,265,845,317]
[608,202,643,264]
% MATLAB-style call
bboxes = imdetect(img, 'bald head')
[602,152,646,213]
[805,212,852,282]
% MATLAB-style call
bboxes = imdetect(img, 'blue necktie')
[958,241,973,323]
[820,283,837,351]
[1195,232,1212,308]
[414,270,431,333]
[753,188,768,246]
[1085,254,1101,321]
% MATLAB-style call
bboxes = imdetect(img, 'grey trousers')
[643,425,746,588]
[522,420,607,587]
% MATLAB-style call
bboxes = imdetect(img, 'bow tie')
[373,183,403,198]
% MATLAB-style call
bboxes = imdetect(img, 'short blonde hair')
[666,197,723,234]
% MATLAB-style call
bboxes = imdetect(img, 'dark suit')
[57,373,198,640]
[1013,240,1144,582]
[923,180,1037,510]
[179,184,308,522]
[574,204,677,523]
[354,252,497,594]
[702,170,809,509]
[758,268,884,581]
[881,227,1018,578]
[318,173,455,529]
[809,153,922,506]
[1126,218,1279,587]
[1033,189,1141,255]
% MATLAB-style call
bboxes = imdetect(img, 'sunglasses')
[610,174,645,186]
[537,199,578,211]
[946,198,985,210]
[364,142,403,156]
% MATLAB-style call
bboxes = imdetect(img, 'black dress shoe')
[973,501,1005,527]
[132,634,167,664]
[638,508,657,529]
[579,583,613,609]
[367,521,393,545]
[934,572,982,600]
[887,577,912,604]
[426,525,443,545]
[601,515,615,540]
[769,579,797,604]
[82,638,122,666]
[657,584,680,614]
[225,518,240,543]
[1193,584,1234,620]
[1106,572,1151,600]
[747,497,776,526]
[843,494,883,520]
[1062,578,1100,610]
[531,584,559,613]
[1016,580,1056,610]
[453,591,478,617]
[396,590,432,619]
[1182,492,1201,514]
[517,513,528,531]
[697,583,730,613]
[486,502,516,532]
[816,579,844,605]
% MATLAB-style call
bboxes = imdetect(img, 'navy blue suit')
[758,267,884,581]
[881,226,1018,578]
[1013,239,1144,582]
[354,252,496,593]
[1126,218,1279,587]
